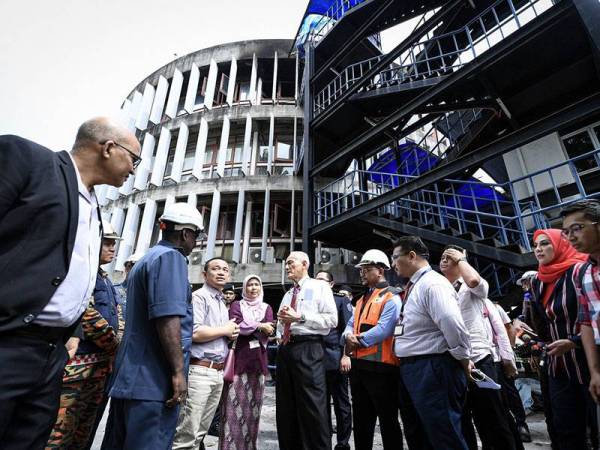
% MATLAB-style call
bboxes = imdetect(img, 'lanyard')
[399,267,432,322]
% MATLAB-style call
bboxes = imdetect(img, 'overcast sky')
[0,0,307,150]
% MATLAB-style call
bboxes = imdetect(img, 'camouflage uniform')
[46,279,119,450]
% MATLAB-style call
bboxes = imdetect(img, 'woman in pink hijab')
[219,275,274,450]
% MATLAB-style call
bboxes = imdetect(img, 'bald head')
[70,117,141,190]
[72,117,135,152]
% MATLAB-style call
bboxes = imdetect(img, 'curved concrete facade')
[99,39,360,291]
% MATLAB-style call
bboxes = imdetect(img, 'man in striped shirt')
[561,199,600,402]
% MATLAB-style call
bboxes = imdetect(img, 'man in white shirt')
[392,236,472,450]
[0,117,141,449]
[276,251,337,450]
[439,245,518,450]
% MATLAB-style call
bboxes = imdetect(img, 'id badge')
[394,324,404,337]
[249,340,260,349]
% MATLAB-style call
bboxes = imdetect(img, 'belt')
[287,335,323,344]
[401,352,450,364]
[190,358,224,370]
[6,324,71,343]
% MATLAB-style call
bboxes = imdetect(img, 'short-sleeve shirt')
[575,259,600,344]
[456,277,492,362]
[108,240,193,401]
[190,285,230,363]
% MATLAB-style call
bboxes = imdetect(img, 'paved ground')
[92,383,552,449]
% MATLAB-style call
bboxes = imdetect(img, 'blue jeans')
[399,353,468,450]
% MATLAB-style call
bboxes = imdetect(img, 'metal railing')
[313,0,556,116]
[314,147,600,252]
[305,0,369,45]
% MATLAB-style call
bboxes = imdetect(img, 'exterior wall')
[101,39,360,287]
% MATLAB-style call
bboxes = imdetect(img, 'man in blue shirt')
[101,203,204,450]
[315,270,353,450]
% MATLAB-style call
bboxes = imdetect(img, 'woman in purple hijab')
[219,275,274,450]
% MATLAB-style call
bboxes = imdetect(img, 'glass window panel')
[234,144,243,163]
[594,125,600,145]
[276,142,291,160]
[204,149,214,165]
[258,146,269,162]
[563,131,596,173]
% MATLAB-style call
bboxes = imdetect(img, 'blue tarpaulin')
[367,145,505,211]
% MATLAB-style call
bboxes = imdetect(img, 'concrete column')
[261,189,270,263]
[96,185,109,206]
[115,204,140,270]
[149,75,169,124]
[133,133,156,191]
[184,63,200,114]
[249,54,257,104]
[272,51,278,102]
[135,199,157,254]
[135,83,155,131]
[267,113,275,175]
[256,78,263,104]
[241,114,252,175]
[192,117,209,180]
[294,51,299,102]
[168,123,189,183]
[128,91,143,131]
[242,201,253,263]
[226,57,237,106]
[119,99,132,129]
[165,195,176,209]
[216,116,230,177]
[250,131,259,175]
[105,186,120,201]
[204,59,218,110]
[205,189,221,259]
[119,173,135,196]
[292,115,298,174]
[165,69,184,119]
[232,190,245,263]
[150,127,172,187]
[187,193,197,208]
[110,207,126,235]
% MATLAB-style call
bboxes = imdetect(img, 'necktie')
[281,285,300,345]
[454,281,462,293]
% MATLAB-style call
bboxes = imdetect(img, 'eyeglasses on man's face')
[102,140,142,169]
[561,222,598,238]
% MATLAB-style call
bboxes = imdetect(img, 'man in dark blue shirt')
[316,270,353,450]
[101,203,204,450]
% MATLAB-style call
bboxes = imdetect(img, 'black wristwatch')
[299,313,306,324]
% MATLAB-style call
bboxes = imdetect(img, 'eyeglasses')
[391,253,406,260]
[561,222,598,237]
[359,266,378,273]
[103,141,142,169]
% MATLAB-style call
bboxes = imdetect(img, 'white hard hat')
[102,220,122,240]
[516,270,537,286]
[355,249,390,270]
[159,203,204,231]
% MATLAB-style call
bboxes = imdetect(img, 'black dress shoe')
[518,424,532,443]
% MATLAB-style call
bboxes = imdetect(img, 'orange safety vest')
[353,287,400,367]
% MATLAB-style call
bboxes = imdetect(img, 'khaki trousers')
[172,365,224,450]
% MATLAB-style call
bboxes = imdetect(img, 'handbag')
[223,340,237,383]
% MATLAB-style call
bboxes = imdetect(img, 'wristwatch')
[299,313,306,324]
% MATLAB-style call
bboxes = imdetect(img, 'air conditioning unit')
[190,249,206,266]
[318,248,342,265]
[248,247,275,264]
[344,250,362,265]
